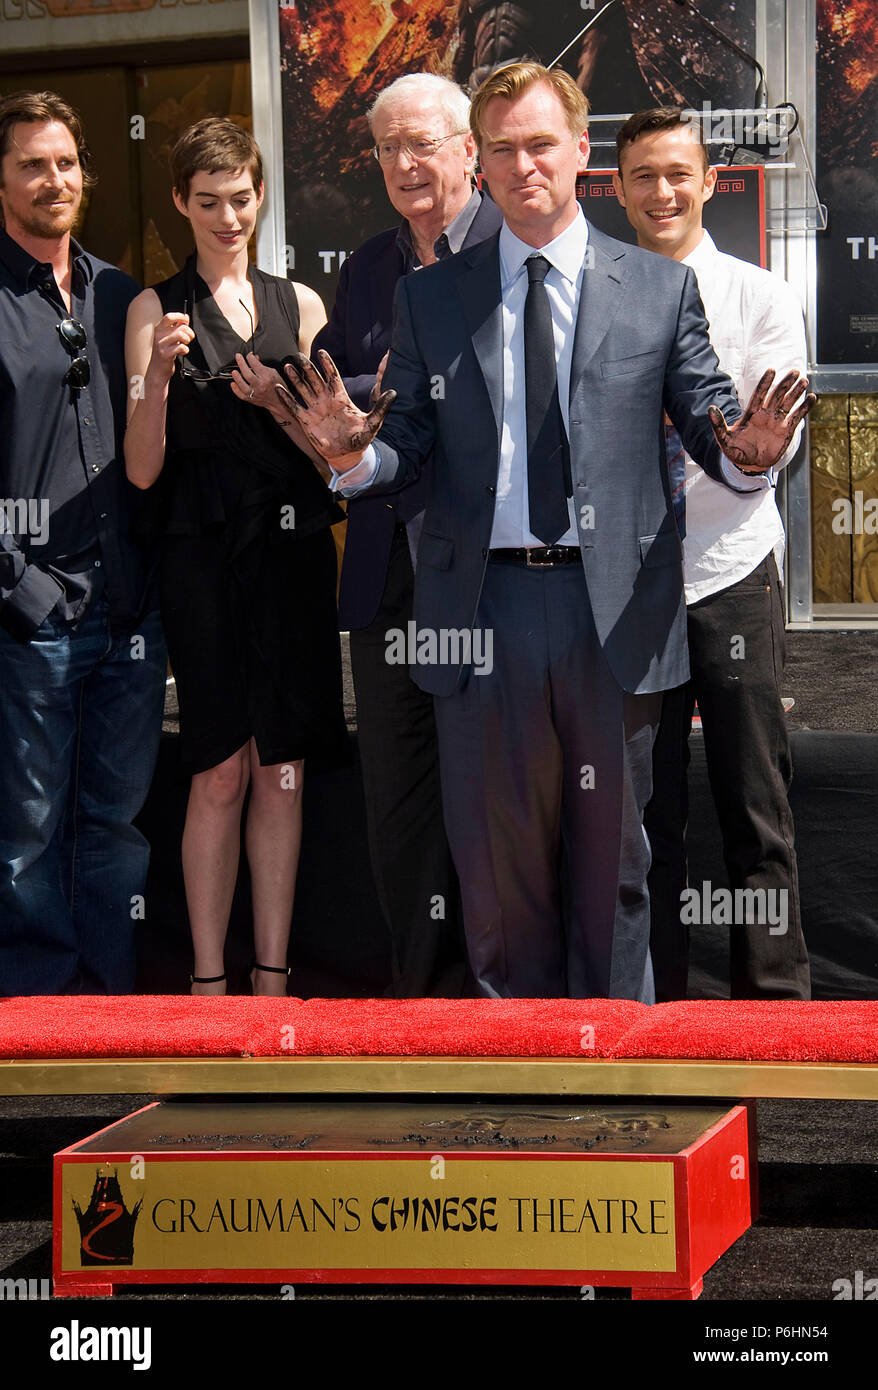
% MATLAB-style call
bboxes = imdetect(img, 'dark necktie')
[524,254,571,546]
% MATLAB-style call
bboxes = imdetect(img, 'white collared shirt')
[677,231,807,603]
[489,210,588,547]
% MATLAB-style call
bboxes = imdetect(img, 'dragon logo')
[72,1169,141,1266]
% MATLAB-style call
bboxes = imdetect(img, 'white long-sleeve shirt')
[676,231,807,603]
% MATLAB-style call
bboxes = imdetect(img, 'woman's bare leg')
[184,745,250,994]
[246,742,303,996]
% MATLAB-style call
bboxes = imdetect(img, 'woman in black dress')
[124,119,347,995]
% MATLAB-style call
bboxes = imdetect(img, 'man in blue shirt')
[0,91,165,995]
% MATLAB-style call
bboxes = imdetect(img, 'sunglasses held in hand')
[177,297,256,380]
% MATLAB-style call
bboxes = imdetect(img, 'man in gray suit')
[277,63,813,1001]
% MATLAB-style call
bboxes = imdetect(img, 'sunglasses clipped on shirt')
[56,317,90,389]
[176,296,256,380]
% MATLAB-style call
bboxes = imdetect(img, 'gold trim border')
[2,1056,878,1099]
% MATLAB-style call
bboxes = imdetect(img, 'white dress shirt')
[489,211,588,547]
[676,231,807,604]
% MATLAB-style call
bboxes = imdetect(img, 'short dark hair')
[0,89,96,212]
[170,118,263,203]
[616,107,709,173]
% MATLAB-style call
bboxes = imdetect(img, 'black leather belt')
[488,546,581,567]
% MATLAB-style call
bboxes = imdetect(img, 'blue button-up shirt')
[0,227,152,639]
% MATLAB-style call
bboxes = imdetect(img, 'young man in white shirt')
[613,107,811,1001]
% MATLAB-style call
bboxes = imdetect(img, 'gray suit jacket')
[370,221,745,697]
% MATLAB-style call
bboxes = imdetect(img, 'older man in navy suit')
[313,74,502,997]
[279,64,813,1001]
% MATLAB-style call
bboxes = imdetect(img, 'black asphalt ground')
[783,630,878,733]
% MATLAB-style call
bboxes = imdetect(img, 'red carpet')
[0,997,641,1058]
[290,998,642,1056]
[0,996,876,1061]
[615,1000,878,1062]
[0,996,304,1057]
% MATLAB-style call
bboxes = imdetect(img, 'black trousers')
[645,555,811,1001]
[349,527,468,997]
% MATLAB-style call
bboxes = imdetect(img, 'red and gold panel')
[54,1101,753,1300]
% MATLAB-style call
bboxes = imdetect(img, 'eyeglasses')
[57,318,90,389]
[372,131,467,166]
[177,297,255,380]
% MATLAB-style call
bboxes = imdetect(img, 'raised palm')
[709,369,816,475]
[273,350,396,472]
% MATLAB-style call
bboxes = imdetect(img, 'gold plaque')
[55,1102,752,1295]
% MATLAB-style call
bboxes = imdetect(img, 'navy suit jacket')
[369,221,747,698]
[312,191,503,630]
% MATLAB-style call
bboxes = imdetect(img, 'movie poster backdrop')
[277,0,759,299]
[816,0,878,368]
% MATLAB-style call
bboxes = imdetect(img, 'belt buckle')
[526,547,554,567]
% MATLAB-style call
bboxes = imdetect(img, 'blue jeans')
[0,598,166,995]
